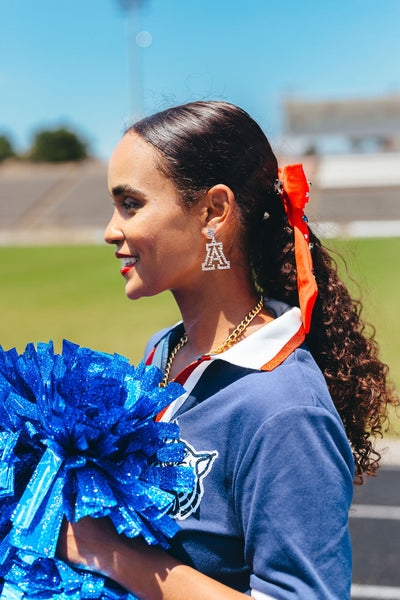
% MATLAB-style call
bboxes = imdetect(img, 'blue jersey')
[145,300,354,600]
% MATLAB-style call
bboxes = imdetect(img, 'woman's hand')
[57,515,124,577]
[57,516,248,600]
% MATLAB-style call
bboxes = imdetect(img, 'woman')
[58,101,397,599]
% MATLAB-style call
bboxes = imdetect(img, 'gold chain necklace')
[159,296,264,388]
[159,333,188,388]
[210,296,264,354]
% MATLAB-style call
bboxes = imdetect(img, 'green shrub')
[0,134,15,161]
[29,127,88,162]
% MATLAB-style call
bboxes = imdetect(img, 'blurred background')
[1,0,399,368]
[1,0,399,383]
[1,2,400,592]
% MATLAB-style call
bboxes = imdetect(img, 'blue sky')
[1,0,399,159]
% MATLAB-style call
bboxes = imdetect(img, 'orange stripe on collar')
[260,324,305,371]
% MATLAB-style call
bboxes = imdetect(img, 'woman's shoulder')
[197,343,334,419]
[253,346,342,426]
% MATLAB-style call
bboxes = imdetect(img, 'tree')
[0,134,15,162]
[29,127,88,162]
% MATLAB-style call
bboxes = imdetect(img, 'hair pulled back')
[129,100,397,482]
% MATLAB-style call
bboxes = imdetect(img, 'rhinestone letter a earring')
[201,229,231,271]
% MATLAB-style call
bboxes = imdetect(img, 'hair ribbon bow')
[277,164,318,333]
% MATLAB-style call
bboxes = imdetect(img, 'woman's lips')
[119,256,139,275]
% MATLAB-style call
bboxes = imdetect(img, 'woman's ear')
[200,184,236,237]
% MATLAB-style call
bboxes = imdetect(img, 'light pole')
[115,0,149,122]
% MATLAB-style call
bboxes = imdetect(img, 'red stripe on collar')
[173,355,212,385]
[155,356,212,422]
[146,347,156,366]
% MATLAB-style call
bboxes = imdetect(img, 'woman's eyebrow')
[111,184,145,198]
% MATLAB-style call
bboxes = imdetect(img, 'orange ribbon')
[277,164,318,333]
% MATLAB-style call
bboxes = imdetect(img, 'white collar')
[155,300,305,422]
[211,300,304,371]
[152,299,305,376]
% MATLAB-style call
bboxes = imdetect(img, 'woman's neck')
[168,272,273,379]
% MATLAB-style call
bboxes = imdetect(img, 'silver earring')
[201,229,231,271]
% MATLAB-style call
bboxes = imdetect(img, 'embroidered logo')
[168,439,218,520]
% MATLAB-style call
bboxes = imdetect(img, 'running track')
[350,454,400,599]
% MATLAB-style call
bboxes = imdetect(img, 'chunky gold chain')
[159,333,188,388]
[210,296,264,354]
[159,296,264,388]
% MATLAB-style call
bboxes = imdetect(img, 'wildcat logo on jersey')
[168,439,218,520]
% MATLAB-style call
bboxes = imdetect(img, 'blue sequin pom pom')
[0,340,194,600]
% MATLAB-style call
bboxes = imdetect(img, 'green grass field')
[1,238,399,432]
[326,237,400,388]
[0,245,181,362]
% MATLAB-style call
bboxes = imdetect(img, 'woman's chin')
[125,286,143,301]
[124,281,158,301]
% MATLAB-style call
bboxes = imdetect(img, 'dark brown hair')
[129,100,398,482]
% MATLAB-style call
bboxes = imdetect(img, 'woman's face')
[105,133,205,300]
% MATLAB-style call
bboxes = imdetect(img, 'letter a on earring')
[201,229,231,271]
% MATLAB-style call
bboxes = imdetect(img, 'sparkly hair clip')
[274,179,283,194]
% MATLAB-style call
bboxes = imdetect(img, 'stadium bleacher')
[1,153,399,245]
[0,160,111,245]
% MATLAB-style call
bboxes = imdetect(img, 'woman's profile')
[58,101,397,600]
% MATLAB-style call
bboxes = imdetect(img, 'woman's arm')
[57,517,250,600]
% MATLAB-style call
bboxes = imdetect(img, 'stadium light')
[115,0,146,12]
[113,0,150,121]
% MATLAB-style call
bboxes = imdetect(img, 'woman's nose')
[104,209,124,245]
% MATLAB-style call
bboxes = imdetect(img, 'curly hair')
[253,215,397,483]
[129,100,398,482]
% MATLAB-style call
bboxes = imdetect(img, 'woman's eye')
[120,198,141,212]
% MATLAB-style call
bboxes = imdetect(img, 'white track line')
[350,504,400,520]
[351,584,400,599]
